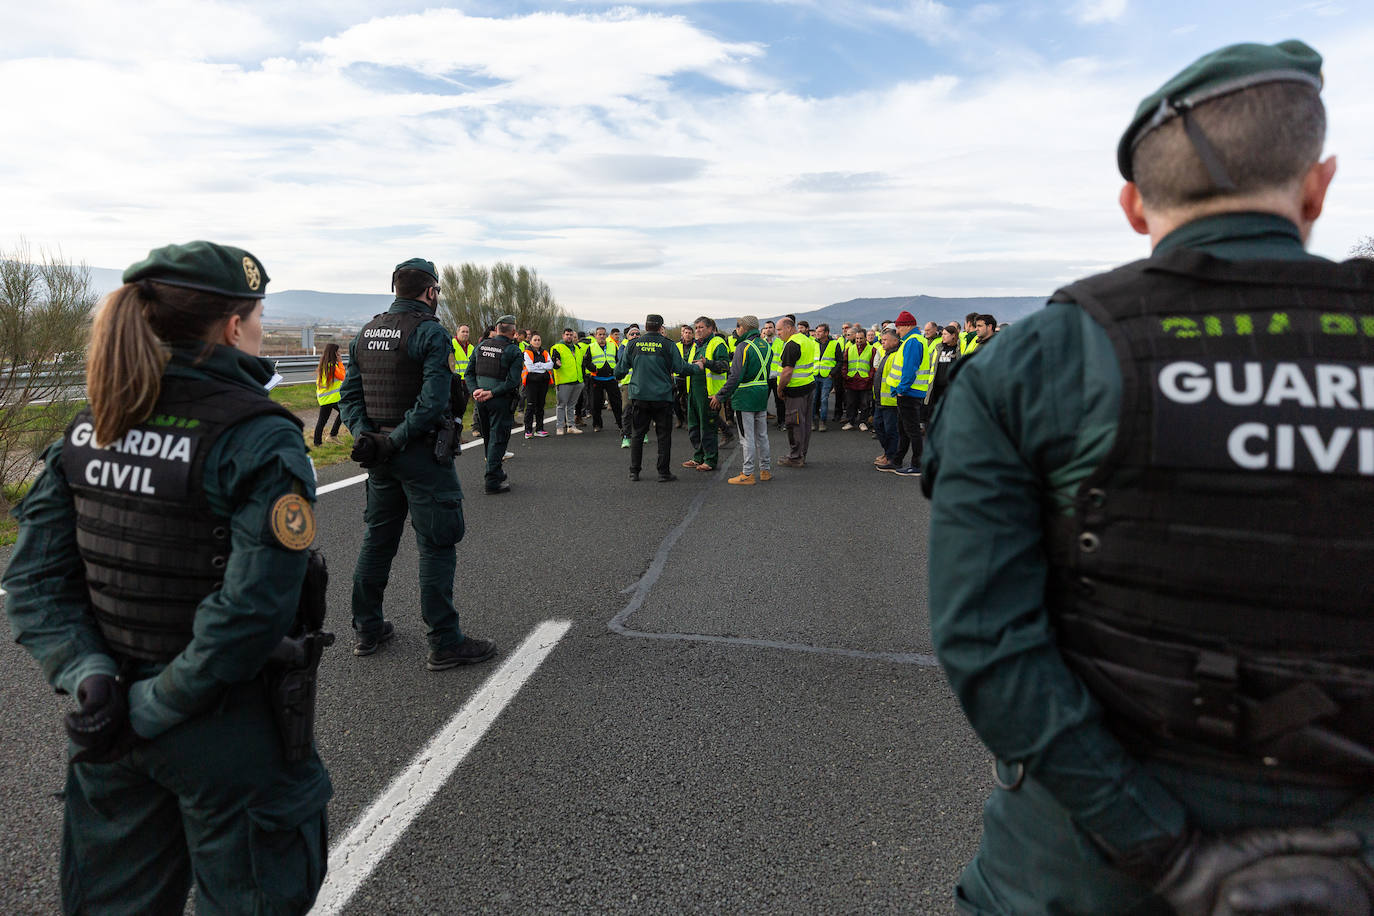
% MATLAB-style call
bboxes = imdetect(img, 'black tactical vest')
[354,310,438,426]
[473,335,509,382]
[61,379,301,663]
[1045,249,1374,783]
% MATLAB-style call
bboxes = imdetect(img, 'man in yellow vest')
[451,324,474,437]
[885,310,933,477]
[763,318,786,430]
[872,327,903,471]
[967,313,997,353]
[585,326,624,434]
[682,316,727,472]
[811,323,841,431]
[775,316,815,468]
[674,324,693,429]
[550,327,585,435]
[838,328,874,430]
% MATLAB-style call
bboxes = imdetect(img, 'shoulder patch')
[448,350,457,373]
[269,492,316,551]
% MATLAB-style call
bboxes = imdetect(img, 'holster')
[263,549,333,762]
[431,415,459,464]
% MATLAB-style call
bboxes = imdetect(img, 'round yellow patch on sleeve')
[269,493,316,550]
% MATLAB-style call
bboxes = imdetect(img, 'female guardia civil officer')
[3,242,331,914]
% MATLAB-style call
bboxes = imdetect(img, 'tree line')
[437,262,579,346]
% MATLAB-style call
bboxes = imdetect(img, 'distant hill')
[793,295,1045,330]
[84,266,1044,330]
[575,293,1046,334]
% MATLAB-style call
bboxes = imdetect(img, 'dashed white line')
[310,618,573,915]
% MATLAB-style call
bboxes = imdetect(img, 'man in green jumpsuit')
[341,257,495,670]
[466,314,524,495]
[683,316,727,472]
[4,242,331,913]
[924,42,1374,914]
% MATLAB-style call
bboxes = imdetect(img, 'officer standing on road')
[466,313,523,495]
[617,313,692,481]
[924,41,1374,914]
[341,257,496,670]
[3,242,332,913]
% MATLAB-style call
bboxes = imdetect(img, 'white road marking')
[314,416,554,496]
[310,618,573,915]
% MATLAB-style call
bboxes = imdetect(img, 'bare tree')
[0,241,97,503]
[1350,237,1374,259]
[437,261,577,344]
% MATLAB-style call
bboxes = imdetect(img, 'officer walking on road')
[924,41,1374,914]
[341,257,496,670]
[3,242,332,913]
[466,314,523,495]
[617,313,693,481]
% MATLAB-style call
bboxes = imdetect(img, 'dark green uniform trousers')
[957,761,1374,915]
[476,395,513,491]
[685,384,717,466]
[60,679,331,915]
[351,441,465,649]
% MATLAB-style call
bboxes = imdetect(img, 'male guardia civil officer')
[342,258,496,670]
[924,41,1374,914]
[465,314,523,495]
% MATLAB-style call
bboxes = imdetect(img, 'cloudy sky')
[4,1,1372,321]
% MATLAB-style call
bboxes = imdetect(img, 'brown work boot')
[728,473,755,485]
[759,469,772,481]
[682,459,699,468]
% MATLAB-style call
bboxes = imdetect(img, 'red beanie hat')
[895,310,917,326]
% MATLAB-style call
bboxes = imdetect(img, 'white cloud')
[3,4,1374,322]
[1075,0,1128,24]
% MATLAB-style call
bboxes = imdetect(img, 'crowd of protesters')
[319,308,1003,484]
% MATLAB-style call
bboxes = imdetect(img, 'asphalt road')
[0,415,991,914]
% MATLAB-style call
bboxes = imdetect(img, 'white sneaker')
[556,428,565,436]
[859,422,869,431]
[841,422,854,430]
[503,451,514,459]
[568,426,584,435]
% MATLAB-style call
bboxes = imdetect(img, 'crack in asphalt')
[608,443,940,668]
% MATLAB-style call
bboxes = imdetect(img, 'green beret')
[123,241,269,299]
[496,314,517,326]
[1118,40,1323,181]
[393,257,438,282]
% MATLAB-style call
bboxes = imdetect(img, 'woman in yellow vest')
[313,342,345,445]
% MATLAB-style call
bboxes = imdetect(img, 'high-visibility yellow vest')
[316,362,344,405]
[783,332,815,390]
[551,341,583,384]
[587,339,616,373]
[705,336,729,396]
[770,337,784,376]
[885,333,936,394]
[452,340,474,377]
[815,338,840,376]
[964,334,983,355]
[877,352,898,406]
[844,342,873,379]
[960,331,980,355]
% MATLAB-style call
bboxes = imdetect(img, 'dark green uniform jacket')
[3,345,330,914]
[923,212,1374,913]
[5,345,319,738]
[616,331,692,401]
[464,337,523,397]
[340,298,453,449]
[716,328,771,412]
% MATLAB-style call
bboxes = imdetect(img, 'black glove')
[1214,854,1374,915]
[1153,828,1363,916]
[64,674,140,765]
[350,432,396,469]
